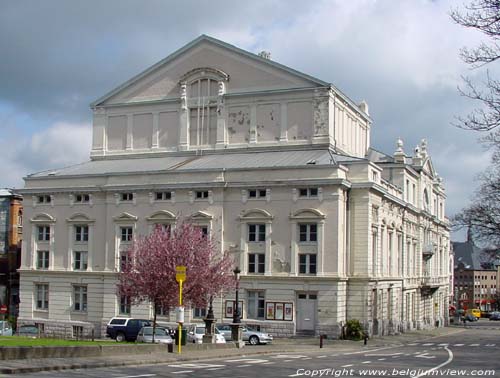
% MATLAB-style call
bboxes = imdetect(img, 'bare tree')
[454,161,500,248]
[451,0,500,136]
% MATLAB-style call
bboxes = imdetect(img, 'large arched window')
[180,67,228,147]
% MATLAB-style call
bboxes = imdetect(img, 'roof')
[453,240,497,270]
[366,148,394,163]
[0,189,21,198]
[27,149,362,179]
[90,35,370,122]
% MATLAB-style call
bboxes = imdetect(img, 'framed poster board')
[225,300,233,318]
[224,300,243,318]
[275,303,284,320]
[265,302,294,321]
[284,303,293,321]
[266,302,275,320]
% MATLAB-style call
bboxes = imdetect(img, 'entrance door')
[296,293,317,332]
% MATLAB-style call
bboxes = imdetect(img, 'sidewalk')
[0,327,464,375]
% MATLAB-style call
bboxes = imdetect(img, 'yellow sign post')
[175,266,186,354]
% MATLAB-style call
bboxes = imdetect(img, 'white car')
[186,324,226,344]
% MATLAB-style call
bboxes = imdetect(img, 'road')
[13,321,500,378]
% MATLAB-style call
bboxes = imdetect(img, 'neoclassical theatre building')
[18,35,450,338]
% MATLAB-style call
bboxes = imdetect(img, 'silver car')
[0,321,13,336]
[136,326,173,344]
[217,324,273,345]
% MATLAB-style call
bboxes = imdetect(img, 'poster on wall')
[284,303,293,321]
[224,300,243,318]
[275,303,284,320]
[266,302,275,320]
[225,300,233,318]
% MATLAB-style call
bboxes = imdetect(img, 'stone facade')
[17,35,450,338]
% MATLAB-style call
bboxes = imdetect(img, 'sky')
[0,0,496,241]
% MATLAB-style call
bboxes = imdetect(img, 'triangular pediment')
[146,210,177,222]
[422,157,437,178]
[93,35,326,106]
[190,211,213,221]
[113,212,138,222]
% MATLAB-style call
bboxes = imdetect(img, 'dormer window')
[248,189,267,199]
[121,193,133,202]
[299,188,318,198]
[196,190,209,199]
[37,195,51,204]
[155,191,172,201]
[75,194,90,203]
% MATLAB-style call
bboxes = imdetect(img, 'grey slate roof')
[27,149,363,179]
[453,240,497,270]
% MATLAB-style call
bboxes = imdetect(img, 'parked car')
[106,317,151,342]
[16,325,39,337]
[217,324,273,345]
[0,320,13,336]
[489,312,500,321]
[136,326,173,344]
[186,324,226,344]
[464,314,478,322]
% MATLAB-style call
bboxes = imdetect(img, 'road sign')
[176,266,186,283]
[0,305,7,314]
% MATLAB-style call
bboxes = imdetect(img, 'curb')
[0,327,466,375]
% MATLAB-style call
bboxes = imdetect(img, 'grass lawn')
[0,336,118,347]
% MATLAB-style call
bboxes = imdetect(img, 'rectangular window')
[155,191,172,201]
[248,189,267,199]
[73,326,84,339]
[248,253,265,273]
[35,284,49,310]
[194,225,209,237]
[36,251,49,270]
[74,251,88,271]
[37,195,51,204]
[75,194,90,203]
[299,254,317,274]
[155,304,168,316]
[120,296,131,315]
[248,224,266,242]
[73,285,87,312]
[193,307,207,318]
[37,226,50,241]
[121,227,133,242]
[75,225,89,242]
[120,250,129,271]
[121,193,133,202]
[298,188,318,198]
[195,190,209,199]
[299,224,317,242]
[247,291,265,319]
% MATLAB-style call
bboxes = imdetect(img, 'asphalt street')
[10,321,500,378]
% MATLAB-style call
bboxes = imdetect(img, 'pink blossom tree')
[117,221,235,340]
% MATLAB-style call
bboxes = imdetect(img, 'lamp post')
[231,267,243,347]
[233,267,241,324]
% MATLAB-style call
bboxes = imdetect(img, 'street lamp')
[231,267,243,347]
[233,267,241,324]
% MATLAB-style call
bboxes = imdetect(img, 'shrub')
[345,319,364,340]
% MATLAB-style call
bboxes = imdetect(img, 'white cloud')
[0,121,91,189]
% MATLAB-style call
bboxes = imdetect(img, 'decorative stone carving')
[180,82,187,110]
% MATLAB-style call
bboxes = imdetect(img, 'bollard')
[320,334,324,348]
[363,333,368,345]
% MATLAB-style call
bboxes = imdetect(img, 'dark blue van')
[106,318,151,342]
